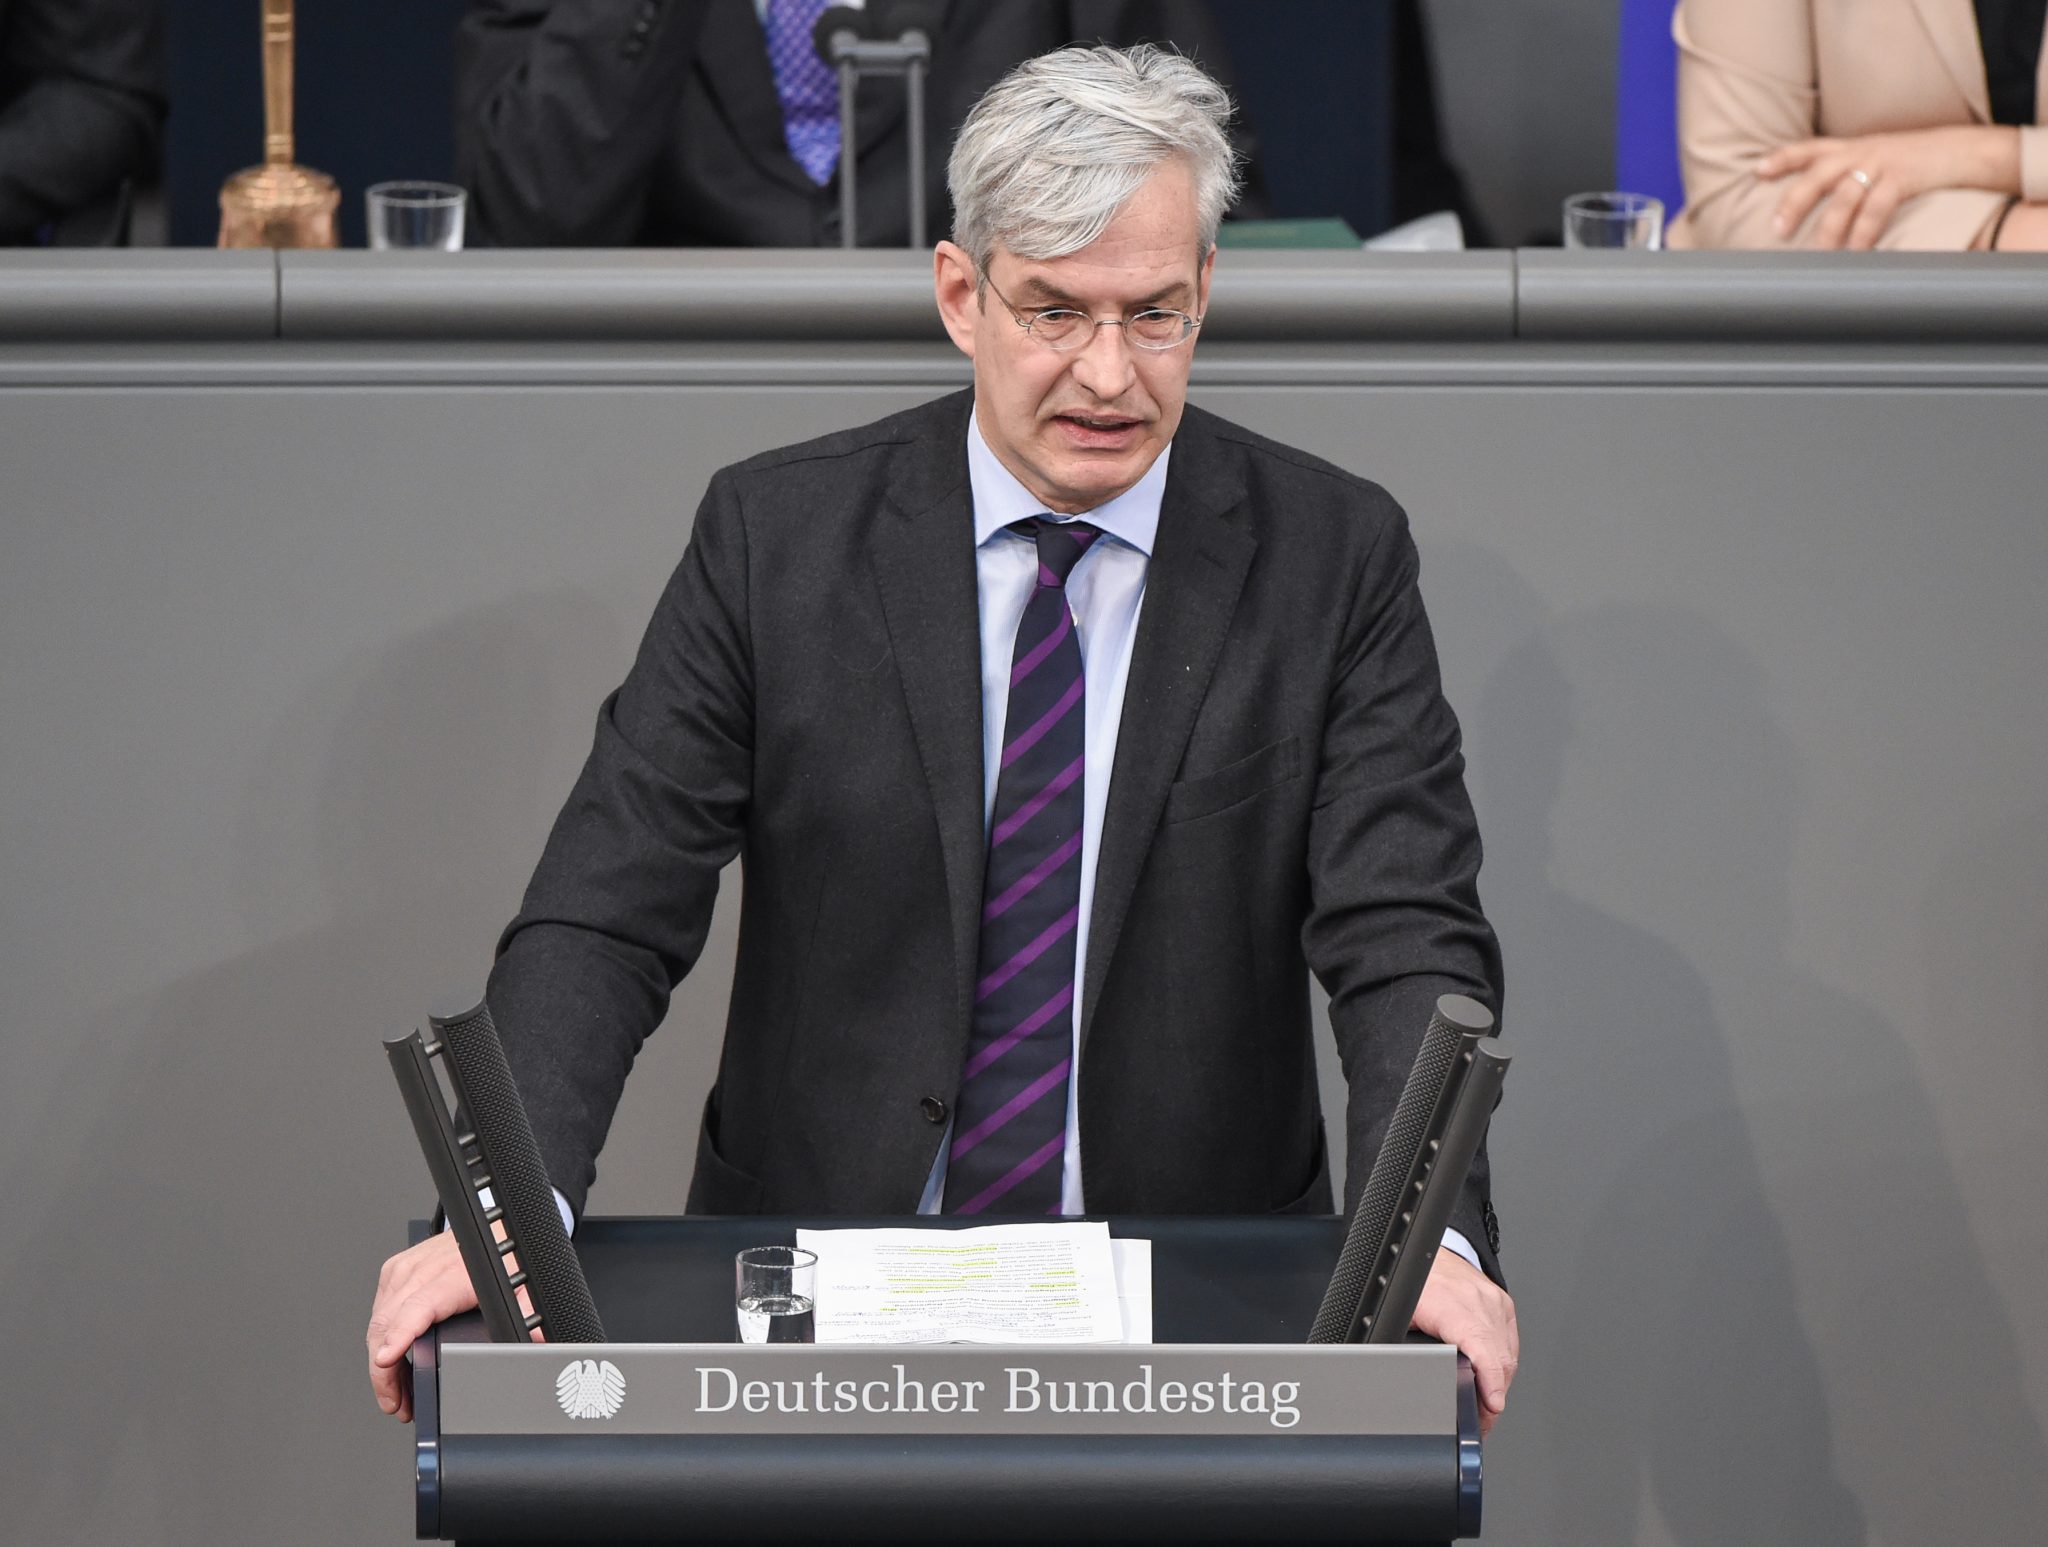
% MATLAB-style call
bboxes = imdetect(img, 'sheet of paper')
[1111,1236,1152,1344]
[796,1222,1127,1345]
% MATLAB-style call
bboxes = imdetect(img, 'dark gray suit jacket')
[0,0,162,243]
[489,389,1504,1280]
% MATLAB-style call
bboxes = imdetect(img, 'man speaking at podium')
[369,43,1519,1432]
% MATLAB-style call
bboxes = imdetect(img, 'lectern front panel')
[411,1217,1482,1543]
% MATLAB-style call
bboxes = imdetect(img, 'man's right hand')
[366,1232,487,1422]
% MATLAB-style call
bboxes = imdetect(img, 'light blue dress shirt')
[752,0,863,17]
[916,413,1165,1214]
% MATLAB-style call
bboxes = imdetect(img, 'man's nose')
[1067,319,1137,401]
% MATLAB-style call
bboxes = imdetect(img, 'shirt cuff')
[443,1186,577,1237]
[1440,1227,1482,1273]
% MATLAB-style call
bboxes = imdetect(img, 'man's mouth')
[1051,412,1144,448]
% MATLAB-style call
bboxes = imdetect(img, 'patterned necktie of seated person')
[763,0,841,186]
[943,518,1102,1215]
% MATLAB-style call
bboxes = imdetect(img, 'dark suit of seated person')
[455,0,1265,246]
[370,41,1519,1435]
[0,0,163,244]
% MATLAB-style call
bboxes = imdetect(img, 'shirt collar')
[967,410,1166,558]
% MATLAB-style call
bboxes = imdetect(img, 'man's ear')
[933,240,980,359]
[1195,245,1216,319]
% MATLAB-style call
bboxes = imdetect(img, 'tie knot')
[1016,518,1101,588]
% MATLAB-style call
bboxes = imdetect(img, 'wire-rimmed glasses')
[982,272,1201,352]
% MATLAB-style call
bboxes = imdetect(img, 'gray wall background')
[2,328,2045,1545]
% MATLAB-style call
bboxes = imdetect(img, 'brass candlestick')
[218,0,338,248]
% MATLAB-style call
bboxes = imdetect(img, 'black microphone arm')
[1308,994,1510,1345]
[385,999,605,1344]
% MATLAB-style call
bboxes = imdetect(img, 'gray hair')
[947,43,1242,275]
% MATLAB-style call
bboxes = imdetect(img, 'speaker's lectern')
[407,1215,1484,1545]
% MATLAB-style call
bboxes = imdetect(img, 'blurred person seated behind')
[457,0,1265,247]
[0,0,163,245]
[1670,0,2048,250]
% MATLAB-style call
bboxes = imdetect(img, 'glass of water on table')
[366,180,467,250]
[736,1246,817,1343]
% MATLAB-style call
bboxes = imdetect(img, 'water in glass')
[737,1292,816,1344]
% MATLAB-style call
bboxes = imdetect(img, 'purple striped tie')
[944,519,1101,1215]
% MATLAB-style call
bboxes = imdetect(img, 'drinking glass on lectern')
[367,180,466,250]
[1563,191,1664,250]
[736,1246,817,1343]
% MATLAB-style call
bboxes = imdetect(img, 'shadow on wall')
[1424,542,2045,1544]
[233,584,626,931]
[0,588,631,1544]
[1919,809,2048,1330]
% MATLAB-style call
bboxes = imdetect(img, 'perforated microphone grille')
[435,1000,607,1343]
[1308,994,1492,1343]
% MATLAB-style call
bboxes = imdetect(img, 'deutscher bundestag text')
[695,1363,1303,1429]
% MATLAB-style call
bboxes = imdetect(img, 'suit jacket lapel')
[1904,0,1994,121]
[2039,22,2048,124]
[694,0,827,198]
[870,397,986,1034]
[1080,416,1255,1048]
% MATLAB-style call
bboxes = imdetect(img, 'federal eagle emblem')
[555,1358,626,1420]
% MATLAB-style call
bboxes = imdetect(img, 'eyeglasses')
[981,272,1201,352]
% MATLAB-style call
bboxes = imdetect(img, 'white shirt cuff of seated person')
[1440,1227,1481,1273]
[443,1187,578,1237]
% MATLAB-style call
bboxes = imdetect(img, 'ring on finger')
[1848,167,1873,189]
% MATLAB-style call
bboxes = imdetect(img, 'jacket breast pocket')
[1163,736,1301,826]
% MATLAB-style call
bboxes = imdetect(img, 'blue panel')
[1615,0,1686,214]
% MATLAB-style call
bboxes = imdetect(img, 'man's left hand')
[1409,1250,1519,1437]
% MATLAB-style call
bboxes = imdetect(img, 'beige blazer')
[1670,0,2048,248]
